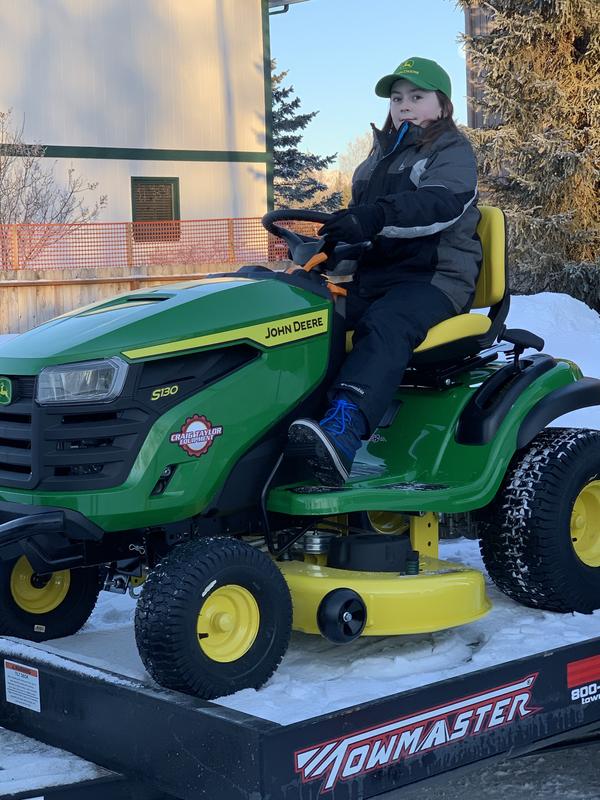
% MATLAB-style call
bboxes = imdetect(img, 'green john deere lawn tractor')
[0,207,598,700]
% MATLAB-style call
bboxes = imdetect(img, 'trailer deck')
[0,630,599,799]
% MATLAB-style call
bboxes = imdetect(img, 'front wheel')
[0,557,100,641]
[479,428,600,613]
[134,537,293,699]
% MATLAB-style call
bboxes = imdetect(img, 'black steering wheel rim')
[261,208,372,271]
[261,209,333,238]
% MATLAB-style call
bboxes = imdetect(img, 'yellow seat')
[414,205,507,356]
[414,313,492,349]
[345,206,509,364]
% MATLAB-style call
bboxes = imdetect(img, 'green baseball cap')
[375,57,452,100]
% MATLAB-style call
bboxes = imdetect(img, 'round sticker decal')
[170,415,223,458]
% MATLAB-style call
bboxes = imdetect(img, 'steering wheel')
[261,209,372,272]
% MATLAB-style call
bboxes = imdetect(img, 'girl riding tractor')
[288,57,481,486]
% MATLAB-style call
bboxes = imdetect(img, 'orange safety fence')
[0,218,322,271]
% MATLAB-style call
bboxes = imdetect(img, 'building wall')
[0,0,271,220]
[60,159,268,221]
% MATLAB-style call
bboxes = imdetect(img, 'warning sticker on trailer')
[4,659,41,713]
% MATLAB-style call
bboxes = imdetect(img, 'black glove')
[318,204,385,244]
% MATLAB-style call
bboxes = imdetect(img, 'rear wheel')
[134,537,292,699]
[0,557,100,640]
[479,428,600,613]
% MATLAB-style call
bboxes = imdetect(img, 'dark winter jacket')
[350,123,482,312]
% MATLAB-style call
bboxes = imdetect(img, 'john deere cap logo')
[0,377,12,405]
[401,60,415,68]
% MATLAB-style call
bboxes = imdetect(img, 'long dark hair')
[380,92,459,147]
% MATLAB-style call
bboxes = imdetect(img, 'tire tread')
[135,537,293,699]
[479,427,600,613]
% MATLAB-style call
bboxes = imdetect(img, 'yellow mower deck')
[279,512,492,637]
[280,556,490,636]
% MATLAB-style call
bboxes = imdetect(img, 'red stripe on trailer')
[567,655,600,688]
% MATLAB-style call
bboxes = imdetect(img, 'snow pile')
[507,293,600,428]
[0,728,112,793]
[2,292,600,726]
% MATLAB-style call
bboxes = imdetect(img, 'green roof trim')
[0,144,269,163]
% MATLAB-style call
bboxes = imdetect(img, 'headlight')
[37,357,129,405]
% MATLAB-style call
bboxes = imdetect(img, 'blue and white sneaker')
[288,398,365,486]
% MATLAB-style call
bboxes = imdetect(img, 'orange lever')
[303,252,328,272]
[327,282,347,298]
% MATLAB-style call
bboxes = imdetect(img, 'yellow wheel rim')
[571,480,600,567]
[10,556,71,614]
[367,511,409,535]
[197,584,260,663]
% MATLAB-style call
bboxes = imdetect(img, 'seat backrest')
[472,206,506,309]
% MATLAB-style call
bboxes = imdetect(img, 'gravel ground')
[387,739,600,799]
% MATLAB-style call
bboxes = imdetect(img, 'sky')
[269,0,468,164]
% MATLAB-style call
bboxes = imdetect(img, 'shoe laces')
[320,399,359,436]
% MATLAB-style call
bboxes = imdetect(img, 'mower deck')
[281,555,491,636]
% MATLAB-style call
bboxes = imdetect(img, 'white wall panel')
[55,158,267,221]
[0,0,267,153]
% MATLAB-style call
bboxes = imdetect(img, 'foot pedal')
[377,399,402,428]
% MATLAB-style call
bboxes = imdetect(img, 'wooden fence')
[0,263,250,334]
[0,217,318,333]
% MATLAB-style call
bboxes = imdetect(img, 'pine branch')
[458,0,599,278]
[271,60,341,211]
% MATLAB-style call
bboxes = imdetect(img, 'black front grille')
[38,405,153,491]
[0,379,34,484]
[0,347,259,492]
[0,372,155,491]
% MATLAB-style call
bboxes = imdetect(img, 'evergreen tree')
[459,0,600,304]
[271,62,341,211]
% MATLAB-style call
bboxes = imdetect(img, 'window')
[131,177,180,242]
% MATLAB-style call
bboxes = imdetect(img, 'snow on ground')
[2,292,595,727]
[0,727,112,793]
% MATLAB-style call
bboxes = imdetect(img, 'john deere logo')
[401,60,415,68]
[0,378,12,405]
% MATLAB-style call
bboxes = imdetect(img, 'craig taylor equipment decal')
[295,674,539,793]
[170,415,223,457]
[122,309,329,360]
[567,653,600,705]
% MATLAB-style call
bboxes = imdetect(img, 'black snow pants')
[329,281,457,433]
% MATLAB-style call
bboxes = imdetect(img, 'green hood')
[0,277,327,374]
